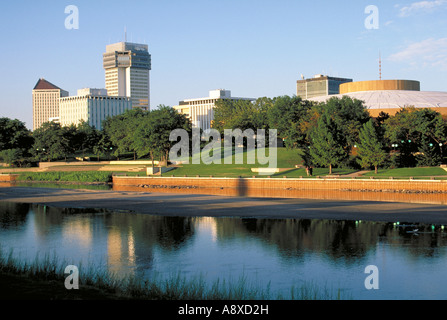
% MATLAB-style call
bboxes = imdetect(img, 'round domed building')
[308,79,447,118]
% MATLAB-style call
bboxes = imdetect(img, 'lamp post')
[440,143,444,164]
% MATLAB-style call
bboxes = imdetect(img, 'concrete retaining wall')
[113,176,447,193]
[0,174,19,182]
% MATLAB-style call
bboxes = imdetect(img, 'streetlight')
[440,143,444,163]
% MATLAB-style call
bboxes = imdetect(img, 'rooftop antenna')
[379,51,382,80]
[124,27,127,42]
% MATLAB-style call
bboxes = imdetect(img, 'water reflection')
[1,201,447,299]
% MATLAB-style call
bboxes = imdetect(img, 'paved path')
[1,186,447,224]
[339,170,371,178]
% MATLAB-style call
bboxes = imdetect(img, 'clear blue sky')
[1,0,446,129]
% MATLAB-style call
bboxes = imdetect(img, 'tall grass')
[0,248,350,300]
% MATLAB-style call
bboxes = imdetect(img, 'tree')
[92,131,113,161]
[313,96,371,151]
[384,107,447,167]
[309,112,347,175]
[0,118,34,165]
[32,122,69,162]
[357,120,387,174]
[69,121,101,157]
[213,98,267,134]
[0,149,22,167]
[267,95,313,144]
[383,107,420,167]
[132,106,191,166]
[103,109,146,160]
[414,108,447,165]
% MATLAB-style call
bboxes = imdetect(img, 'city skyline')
[1,0,447,129]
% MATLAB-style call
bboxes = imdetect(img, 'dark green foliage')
[357,120,387,173]
[103,108,147,160]
[0,118,34,166]
[32,122,69,162]
[309,112,347,174]
[132,105,191,165]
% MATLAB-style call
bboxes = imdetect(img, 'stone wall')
[113,176,447,193]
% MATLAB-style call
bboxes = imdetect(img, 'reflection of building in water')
[107,226,136,277]
[195,217,218,243]
[62,220,92,248]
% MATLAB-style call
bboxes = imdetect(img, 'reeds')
[0,248,350,300]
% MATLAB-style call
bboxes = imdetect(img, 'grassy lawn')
[163,148,360,178]
[164,147,300,178]
[15,149,447,181]
[363,167,447,179]
[274,168,358,178]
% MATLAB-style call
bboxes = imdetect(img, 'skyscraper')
[103,42,151,111]
[32,78,69,131]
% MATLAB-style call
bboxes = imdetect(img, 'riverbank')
[1,186,447,224]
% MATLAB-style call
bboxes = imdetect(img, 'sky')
[0,0,446,130]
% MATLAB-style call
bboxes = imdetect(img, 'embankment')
[113,176,447,193]
[112,176,447,205]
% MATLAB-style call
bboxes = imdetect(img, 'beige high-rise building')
[103,42,151,111]
[32,78,69,131]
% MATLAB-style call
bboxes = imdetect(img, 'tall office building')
[297,75,353,99]
[103,42,151,111]
[32,78,69,131]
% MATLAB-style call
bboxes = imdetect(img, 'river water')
[1,200,447,300]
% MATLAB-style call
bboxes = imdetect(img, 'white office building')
[174,89,255,132]
[103,42,151,111]
[59,88,132,130]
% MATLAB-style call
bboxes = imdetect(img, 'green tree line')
[1,97,447,173]
[0,106,190,167]
[212,96,447,173]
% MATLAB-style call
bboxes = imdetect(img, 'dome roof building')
[307,79,447,117]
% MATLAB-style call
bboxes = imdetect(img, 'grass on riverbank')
[0,249,349,300]
[17,171,114,183]
[363,167,447,179]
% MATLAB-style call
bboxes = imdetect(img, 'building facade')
[32,78,69,131]
[103,42,151,111]
[59,88,132,130]
[339,79,421,94]
[297,75,353,99]
[309,79,447,118]
[174,90,255,132]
